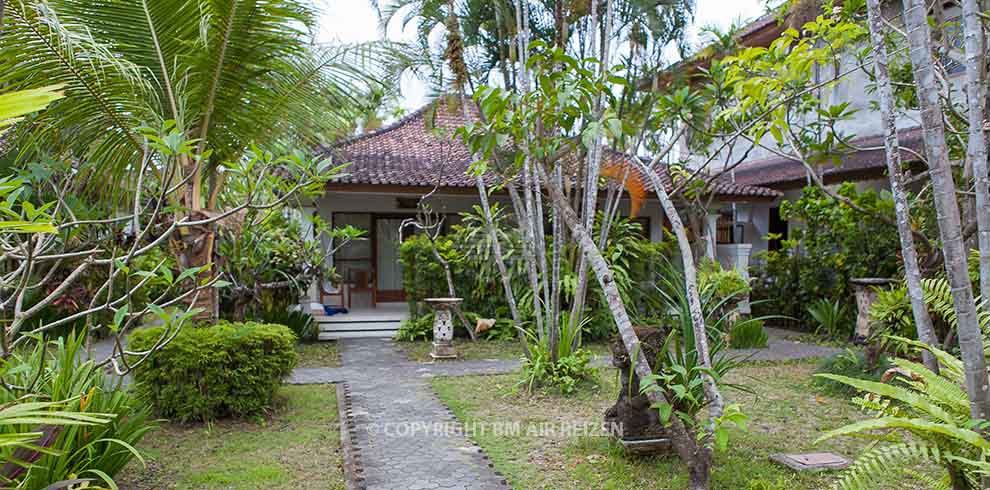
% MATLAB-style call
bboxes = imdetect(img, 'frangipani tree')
[0,0,409,317]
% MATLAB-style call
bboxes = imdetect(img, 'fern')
[818,337,989,488]
[831,442,938,490]
[922,278,990,331]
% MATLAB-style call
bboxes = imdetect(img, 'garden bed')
[117,385,344,490]
[399,338,611,362]
[432,361,927,489]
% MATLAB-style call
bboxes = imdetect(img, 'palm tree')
[0,0,408,316]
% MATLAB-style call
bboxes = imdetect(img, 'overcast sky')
[317,0,768,111]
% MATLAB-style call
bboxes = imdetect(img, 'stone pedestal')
[603,326,671,454]
[425,297,462,360]
[849,278,894,344]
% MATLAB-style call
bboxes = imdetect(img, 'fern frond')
[815,374,960,424]
[816,416,989,449]
[902,467,953,490]
[833,442,939,490]
[890,358,969,415]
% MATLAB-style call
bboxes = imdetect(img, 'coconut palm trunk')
[962,0,990,303]
[901,0,990,419]
[442,0,523,334]
[864,0,940,372]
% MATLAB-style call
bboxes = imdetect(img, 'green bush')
[752,184,900,327]
[519,348,593,395]
[0,333,154,489]
[728,318,769,349]
[129,322,298,421]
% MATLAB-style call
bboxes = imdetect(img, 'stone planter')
[849,278,894,344]
[424,297,462,360]
[603,326,672,455]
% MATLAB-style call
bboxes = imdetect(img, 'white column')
[716,243,753,314]
[704,214,719,260]
[299,206,321,312]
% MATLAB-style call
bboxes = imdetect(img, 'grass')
[117,385,344,490]
[295,341,341,368]
[432,361,928,490]
[399,338,611,362]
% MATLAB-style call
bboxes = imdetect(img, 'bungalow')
[302,100,781,338]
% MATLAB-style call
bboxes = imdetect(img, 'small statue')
[603,326,672,453]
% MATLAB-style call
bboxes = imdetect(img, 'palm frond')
[0,0,155,173]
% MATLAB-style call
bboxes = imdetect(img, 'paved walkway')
[335,338,508,490]
[288,328,840,384]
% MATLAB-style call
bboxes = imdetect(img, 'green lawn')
[117,385,344,490]
[399,338,611,362]
[295,341,341,368]
[432,361,929,490]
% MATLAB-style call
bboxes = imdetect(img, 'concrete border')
[336,382,366,490]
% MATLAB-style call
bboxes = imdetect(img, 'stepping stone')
[770,452,851,472]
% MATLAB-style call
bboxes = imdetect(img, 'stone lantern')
[424,297,462,360]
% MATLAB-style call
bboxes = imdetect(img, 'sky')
[317,0,769,112]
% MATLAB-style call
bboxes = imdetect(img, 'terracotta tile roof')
[730,127,925,189]
[322,100,781,199]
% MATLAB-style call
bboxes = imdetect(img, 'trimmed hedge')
[129,321,298,422]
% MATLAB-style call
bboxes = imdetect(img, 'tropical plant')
[259,308,318,343]
[0,0,408,318]
[728,318,768,349]
[643,259,749,426]
[0,399,115,489]
[817,337,989,490]
[0,333,154,489]
[807,297,853,340]
[395,313,435,342]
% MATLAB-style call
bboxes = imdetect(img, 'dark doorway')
[768,206,788,251]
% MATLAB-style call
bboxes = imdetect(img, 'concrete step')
[318,330,398,340]
[318,319,402,331]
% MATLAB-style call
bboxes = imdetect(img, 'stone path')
[287,328,840,384]
[336,338,508,490]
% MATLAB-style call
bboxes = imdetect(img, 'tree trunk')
[631,158,725,426]
[443,1,523,337]
[537,163,711,489]
[865,0,940,372]
[175,213,216,321]
[902,0,990,419]
[569,0,614,338]
[962,0,990,302]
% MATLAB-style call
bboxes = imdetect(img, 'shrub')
[0,333,154,489]
[728,318,769,349]
[129,321,298,421]
[811,348,891,396]
[259,308,318,342]
[752,184,900,327]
